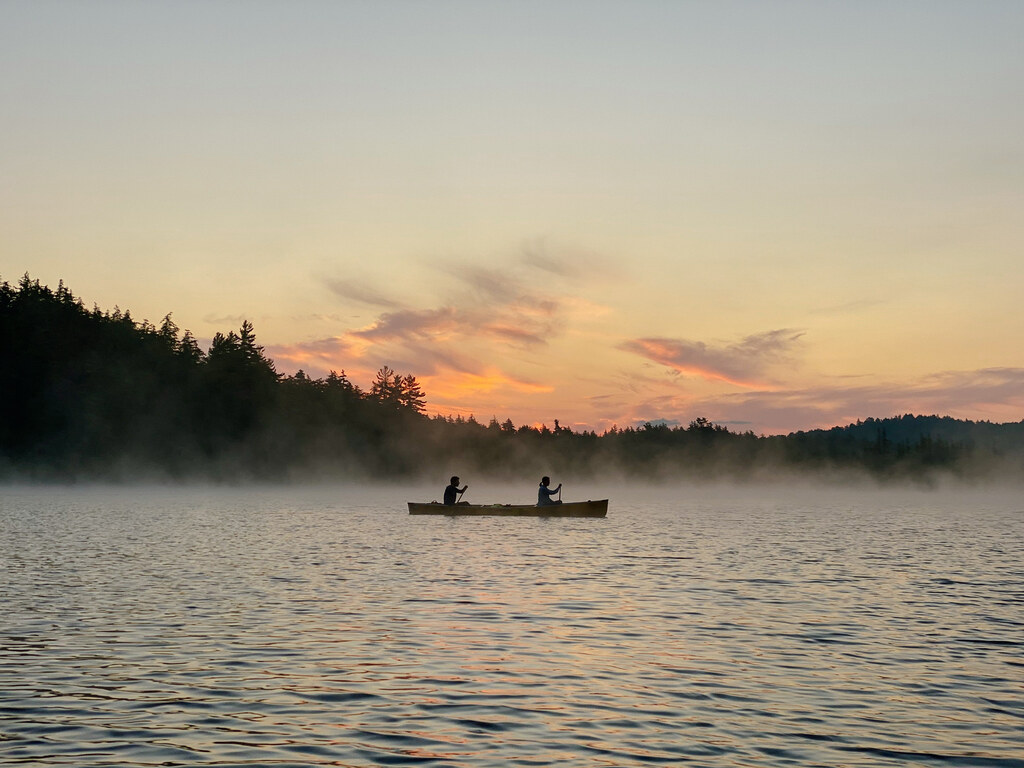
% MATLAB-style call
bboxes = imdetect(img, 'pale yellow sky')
[2,1,1023,434]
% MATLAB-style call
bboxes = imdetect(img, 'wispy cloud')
[202,313,248,326]
[521,249,582,279]
[444,264,523,301]
[626,367,1024,435]
[353,303,559,349]
[267,336,362,373]
[274,263,589,388]
[519,239,620,282]
[848,367,1024,420]
[485,324,549,346]
[355,307,460,342]
[807,298,885,316]
[274,248,617,417]
[620,329,805,387]
[322,278,404,309]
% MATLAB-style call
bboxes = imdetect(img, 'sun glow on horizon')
[2,3,1022,435]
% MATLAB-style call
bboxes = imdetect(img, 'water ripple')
[1,485,1022,767]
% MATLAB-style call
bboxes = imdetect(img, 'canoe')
[408,499,608,517]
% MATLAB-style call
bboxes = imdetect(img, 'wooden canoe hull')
[408,499,608,517]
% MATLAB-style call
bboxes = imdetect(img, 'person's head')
[540,476,550,486]
[450,476,460,485]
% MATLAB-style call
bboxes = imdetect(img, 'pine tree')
[399,374,426,413]
[371,366,402,405]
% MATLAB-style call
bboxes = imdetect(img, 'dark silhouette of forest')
[2,275,1022,483]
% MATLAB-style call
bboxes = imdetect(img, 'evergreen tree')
[370,366,404,407]
[399,374,426,413]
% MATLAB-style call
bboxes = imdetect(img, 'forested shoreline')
[2,275,1022,484]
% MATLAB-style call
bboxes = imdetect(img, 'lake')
[1,483,1022,767]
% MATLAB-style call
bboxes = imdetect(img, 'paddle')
[557,485,562,502]
[457,486,467,503]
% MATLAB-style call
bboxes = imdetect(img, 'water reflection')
[1,485,1022,766]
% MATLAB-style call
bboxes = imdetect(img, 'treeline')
[2,275,1022,483]
[0,275,429,479]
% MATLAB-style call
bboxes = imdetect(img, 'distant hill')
[792,414,1024,455]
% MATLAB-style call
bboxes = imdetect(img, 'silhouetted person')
[537,476,562,506]
[444,476,468,505]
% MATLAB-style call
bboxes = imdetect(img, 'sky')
[2,0,1023,435]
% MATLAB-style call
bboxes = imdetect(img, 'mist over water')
[1,483,1022,767]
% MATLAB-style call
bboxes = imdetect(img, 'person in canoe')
[537,476,562,506]
[444,476,469,506]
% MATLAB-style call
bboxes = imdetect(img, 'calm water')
[1,484,1022,767]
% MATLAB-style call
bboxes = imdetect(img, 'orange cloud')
[267,336,364,372]
[354,307,460,342]
[623,339,765,387]
[272,249,618,420]
[352,302,561,350]
[423,369,554,402]
[620,329,804,388]
[321,278,403,309]
[611,367,1024,436]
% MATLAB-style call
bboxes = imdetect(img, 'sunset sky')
[3,1,1022,435]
